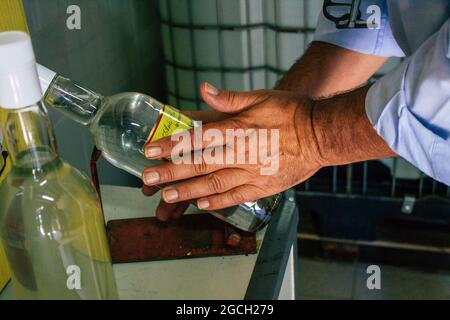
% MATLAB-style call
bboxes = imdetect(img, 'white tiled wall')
[23,0,164,186]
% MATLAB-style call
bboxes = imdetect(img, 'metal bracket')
[401,195,416,214]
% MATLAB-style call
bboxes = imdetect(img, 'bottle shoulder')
[107,92,164,110]
[90,93,165,142]
[0,158,103,239]
[0,157,100,209]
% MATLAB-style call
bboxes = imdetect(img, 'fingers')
[170,201,190,220]
[197,184,263,211]
[142,153,229,186]
[155,199,176,221]
[142,185,189,221]
[144,120,235,160]
[141,184,159,196]
[182,110,232,124]
[200,82,267,114]
[145,84,269,160]
[155,199,189,221]
[160,169,251,203]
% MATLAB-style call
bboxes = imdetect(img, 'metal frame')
[245,189,299,300]
[299,160,450,200]
[158,0,315,107]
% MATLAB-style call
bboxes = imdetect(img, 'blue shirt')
[314,0,450,186]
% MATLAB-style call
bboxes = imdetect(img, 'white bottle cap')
[0,31,43,109]
[36,63,56,95]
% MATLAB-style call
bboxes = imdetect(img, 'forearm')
[276,42,388,99]
[301,85,397,167]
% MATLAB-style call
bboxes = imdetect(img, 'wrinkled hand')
[141,108,231,221]
[142,83,324,221]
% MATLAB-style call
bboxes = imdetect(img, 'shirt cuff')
[365,18,450,185]
[314,0,404,57]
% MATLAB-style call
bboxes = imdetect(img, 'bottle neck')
[1,102,58,169]
[43,75,104,127]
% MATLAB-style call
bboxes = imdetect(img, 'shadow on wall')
[23,0,165,186]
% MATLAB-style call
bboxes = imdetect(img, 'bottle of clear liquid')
[36,65,281,232]
[0,31,118,300]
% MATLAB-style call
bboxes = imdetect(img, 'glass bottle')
[37,64,281,232]
[0,31,117,300]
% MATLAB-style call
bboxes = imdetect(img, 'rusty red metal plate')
[106,214,257,264]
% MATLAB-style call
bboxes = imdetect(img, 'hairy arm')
[143,41,394,217]
[278,41,396,162]
[276,41,388,98]
[308,86,397,166]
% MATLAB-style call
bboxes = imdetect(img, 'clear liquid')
[92,93,163,177]
[0,148,118,299]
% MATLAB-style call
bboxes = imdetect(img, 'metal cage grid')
[158,0,319,108]
[157,0,450,204]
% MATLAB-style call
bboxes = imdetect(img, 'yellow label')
[0,244,9,292]
[0,0,29,33]
[146,105,194,143]
[0,148,10,293]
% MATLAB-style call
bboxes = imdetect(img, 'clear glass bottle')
[0,31,117,300]
[37,64,281,232]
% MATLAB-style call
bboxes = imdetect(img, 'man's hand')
[142,83,324,216]
[141,108,231,221]
[142,82,396,221]
[141,42,392,221]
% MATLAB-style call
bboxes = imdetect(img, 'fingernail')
[164,188,179,201]
[204,83,219,96]
[145,146,162,158]
[198,199,210,209]
[143,171,160,185]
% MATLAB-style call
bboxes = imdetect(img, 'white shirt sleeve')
[365,18,450,185]
[314,0,404,57]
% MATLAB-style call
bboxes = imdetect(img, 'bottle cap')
[0,31,42,109]
[36,63,56,95]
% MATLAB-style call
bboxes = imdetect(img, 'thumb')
[200,82,266,114]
